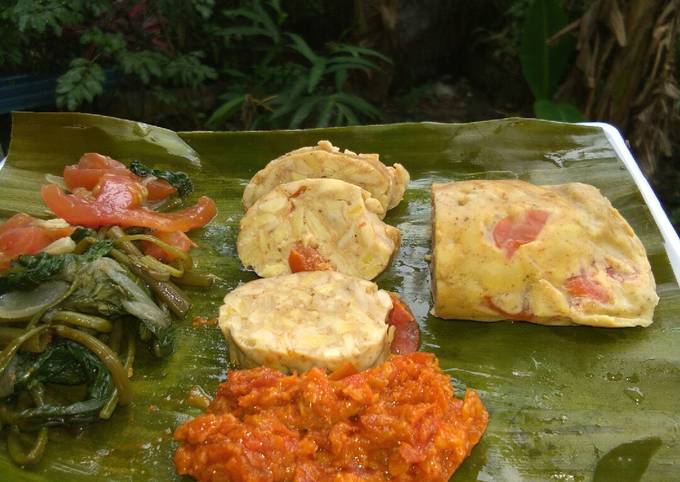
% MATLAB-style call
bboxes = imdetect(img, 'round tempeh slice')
[242,140,410,215]
[237,178,400,280]
[218,271,395,372]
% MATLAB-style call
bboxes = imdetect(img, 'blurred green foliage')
[519,0,582,122]
[1,0,219,126]
[0,0,388,130]
[207,0,389,129]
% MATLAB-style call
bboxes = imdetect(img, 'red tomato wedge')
[493,209,549,259]
[288,243,333,272]
[41,174,217,232]
[565,275,611,303]
[63,152,177,201]
[0,213,75,270]
[144,179,177,201]
[387,293,420,354]
[143,230,197,262]
[78,152,126,170]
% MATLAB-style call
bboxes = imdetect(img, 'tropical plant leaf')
[307,59,327,94]
[0,112,677,482]
[534,99,584,122]
[519,0,575,99]
[287,33,318,63]
[330,44,393,64]
[206,94,246,128]
[316,96,335,128]
[290,95,321,128]
[335,92,381,119]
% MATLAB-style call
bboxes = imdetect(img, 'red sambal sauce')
[174,352,488,482]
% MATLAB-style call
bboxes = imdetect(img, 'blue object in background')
[0,70,117,114]
[0,74,59,113]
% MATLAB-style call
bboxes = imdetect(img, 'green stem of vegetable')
[52,325,131,406]
[173,271,217,288]
[99,331,135,420]
[115,234,191,266]
[140,255,184,278]
[108,319,123,354]
[109,249,190,318]
[7,383,48,465]
[107,226,143,255]
[0,328,51,353]
[73,236,98,254]
[97,226,110,240]
[0,325,50,374]
[44,311,113,333]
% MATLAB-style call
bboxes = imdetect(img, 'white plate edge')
[581,121,680,284]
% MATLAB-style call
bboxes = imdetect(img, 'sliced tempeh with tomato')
[218,271,396,373]
[287,242,333,272]
[238,178,400,280]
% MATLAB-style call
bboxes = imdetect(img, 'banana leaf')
[0,112,678,481]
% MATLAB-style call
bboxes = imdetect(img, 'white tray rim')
[581,122,680,283]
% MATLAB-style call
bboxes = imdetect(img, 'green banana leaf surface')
[0,112,678,481]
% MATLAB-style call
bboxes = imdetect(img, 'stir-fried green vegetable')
[0,224,205,466]
[0,254,66,295]
[0,240,113,296]
[128,160,193,196]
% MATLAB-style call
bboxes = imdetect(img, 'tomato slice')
[145,179,177,201]
[288,243,333,272]
[143,230,197,262]
[42,174,217,232]
[483,296,534,321]
[565,275,610,303]
[78,152,126,170]
[493,209,549,259]
[0,213,75,270]
[387,293,419,354]
[63,152,177,201]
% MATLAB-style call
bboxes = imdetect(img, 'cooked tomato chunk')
[42,174,216,232]
[493,209,549,258]
[174,353,488,482]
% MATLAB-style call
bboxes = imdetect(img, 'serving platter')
[0,112,678,481]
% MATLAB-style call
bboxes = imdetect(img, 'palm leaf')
[0,112,678,481]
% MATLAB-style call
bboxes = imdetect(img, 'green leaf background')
[0,112,678,481]
[520,0,574,100]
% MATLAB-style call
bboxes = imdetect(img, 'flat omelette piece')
[218,271,394,372]
[238,178,400,280]
[242,140,410,215]
[431,180,659,328]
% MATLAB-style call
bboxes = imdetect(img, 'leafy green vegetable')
[82,240,113,261]
[0,241,113,295]
[128,160,193,197]
[70,227,96,243]
[0,254,65,295]
[61,257,173,357]
[4,341,114,431]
